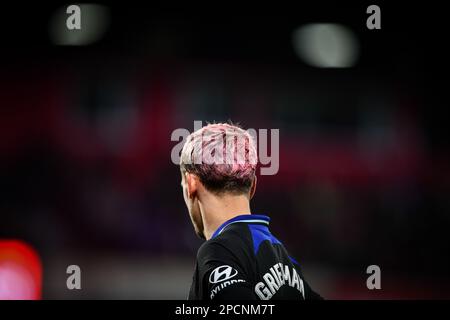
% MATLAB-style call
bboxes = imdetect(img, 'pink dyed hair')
[180,122,257,194]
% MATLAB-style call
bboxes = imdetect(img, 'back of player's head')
[180,122,257,195]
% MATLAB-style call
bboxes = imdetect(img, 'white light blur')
[292,23,360,68]
[49,4,110,46]
[0,262,36,299]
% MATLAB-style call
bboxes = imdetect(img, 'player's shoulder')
[197,224,252,261]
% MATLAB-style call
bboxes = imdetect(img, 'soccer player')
[179,123,322,300]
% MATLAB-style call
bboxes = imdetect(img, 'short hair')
[180,123,257,194]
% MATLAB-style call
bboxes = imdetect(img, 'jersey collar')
[211,214,270,239]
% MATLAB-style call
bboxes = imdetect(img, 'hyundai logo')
[209,265,238,284]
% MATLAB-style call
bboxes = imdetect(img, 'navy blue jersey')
[188,214,322,300]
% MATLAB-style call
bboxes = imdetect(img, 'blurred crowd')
[1,4,449,298]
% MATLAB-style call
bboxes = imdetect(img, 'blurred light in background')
[292,23,360,68]
[1,4,448,299]
[49,4,110,46]
[0,241,42,300]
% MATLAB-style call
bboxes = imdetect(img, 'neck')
[199,193,252,240]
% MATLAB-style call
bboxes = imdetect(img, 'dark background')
[0,2,449,298]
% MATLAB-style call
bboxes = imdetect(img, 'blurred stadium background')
[0,3,449,299]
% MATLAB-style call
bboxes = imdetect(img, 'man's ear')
[186,173,199,199]
[249,175,257,199]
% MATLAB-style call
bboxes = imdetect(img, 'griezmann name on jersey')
[188,214,322,300]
